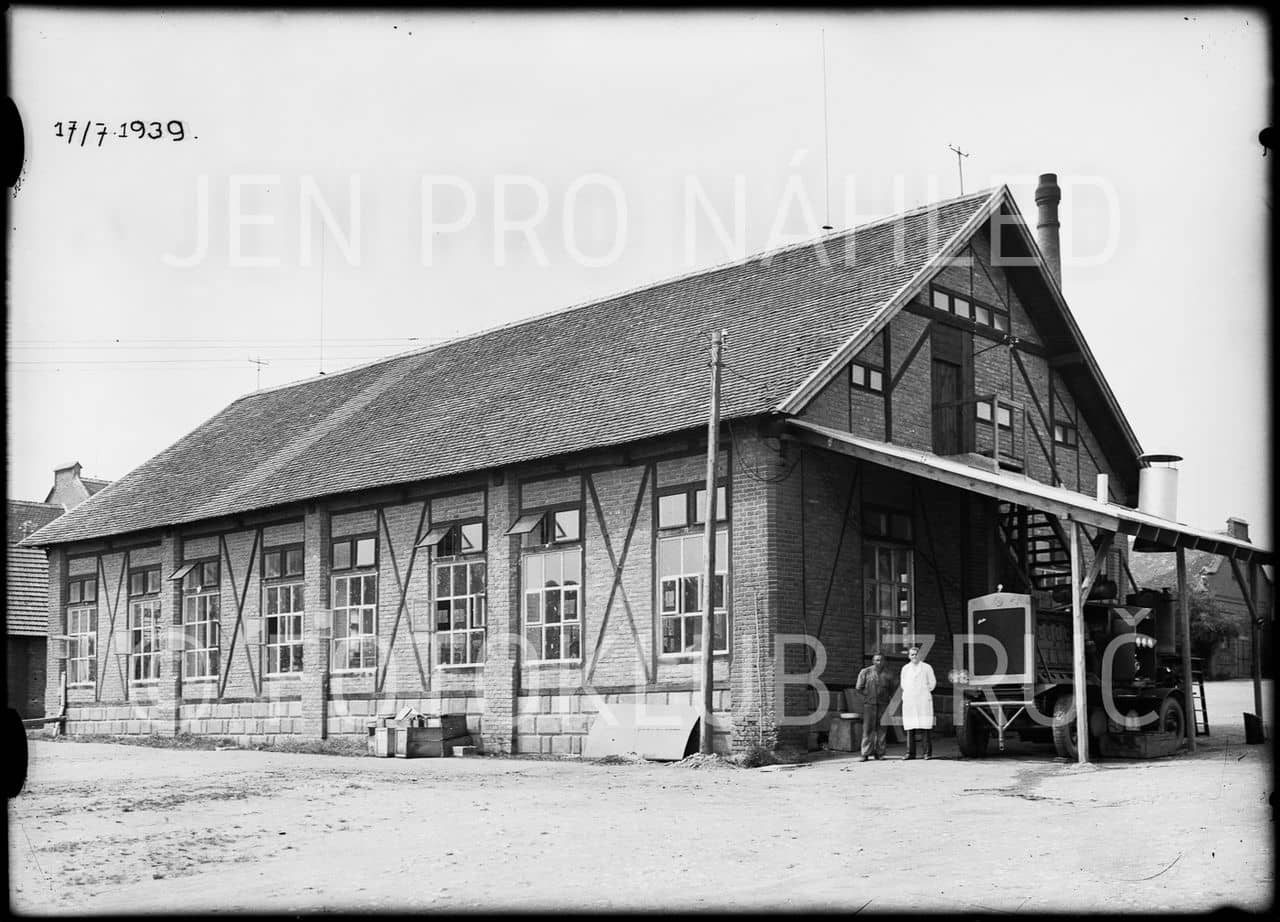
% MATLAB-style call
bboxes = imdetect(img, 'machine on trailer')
[950,584,1190,759]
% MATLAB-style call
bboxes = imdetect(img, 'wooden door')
[932,358,962,455]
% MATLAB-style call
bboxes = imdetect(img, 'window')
[67,604,97,685]
[865,506,913,543]
[181,560,220,678]
[263,545,303,580]
[975,400,1012,429]
[262,544,305,676]
[659,531,729,655]
[850,361,884,394]
[523,549,581,662]
[263,583,304,674]
[128,567,162,682]
[658,485,727,530]
[930,286,1008,333]
[66,574,97,605]
[332,572,377,671]
[864,544,914,656]
[435,560,486,666]
[508,507,581,548]
[421,521,484,557]
[1053,421,1078,448]
[332,535,376,571]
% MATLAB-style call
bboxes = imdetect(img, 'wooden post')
[1249,561,1262,720]
[1176,547,1195,752]
[1229,556,1266,723]
[1068,517,1089,763]
[700,329,724,755]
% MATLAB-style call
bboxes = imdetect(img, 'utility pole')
[700,329,724,755]
[948,144,970,195]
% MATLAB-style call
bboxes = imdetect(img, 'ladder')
[1190,658,1209,736]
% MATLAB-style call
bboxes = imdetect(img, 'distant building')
[6,463,111,718]
[1129,517,1274,679]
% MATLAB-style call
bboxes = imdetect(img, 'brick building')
[1129,518,1274,679]
[22,178,1270,755]
[7,463,111,719]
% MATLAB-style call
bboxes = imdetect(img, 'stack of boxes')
[368,707,473,758]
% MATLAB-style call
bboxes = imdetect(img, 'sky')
[6,8,1272,546]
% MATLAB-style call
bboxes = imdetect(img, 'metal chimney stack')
[1034,173,1062,287]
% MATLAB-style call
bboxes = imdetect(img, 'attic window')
[1053,421,1078,448]
[332,535,376,571]
[976,400,1012,429]
[930,285,1009,333]
[851,362,884,393]
[420,521,484,556]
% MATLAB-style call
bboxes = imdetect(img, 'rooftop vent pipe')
[1034,173,1062,287]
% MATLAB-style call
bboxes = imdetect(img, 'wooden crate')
[394,729,472,758]
[373,726,398,757]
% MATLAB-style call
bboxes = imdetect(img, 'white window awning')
[169,562,198,582]
[415,524,453,549]
[505,512,545,536]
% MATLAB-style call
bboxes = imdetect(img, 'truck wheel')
[1052,693,1080,760]
[1158,695,1186,738]
[957,708,990,757]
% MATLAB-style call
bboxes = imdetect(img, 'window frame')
[928,284,1009,334]
[975,399,1013,431]
[262,543,304,581]
[66,574,98,606]
[1052,419,1079,448]
[434,558,487,668]
[262,581,305,676]
[66,603,98,686]
[331,533,378,572]
[864,504,913,544]
[657,529,730,657]
[863,541,915,657]
[127,566,162,683]
[656,483,728,531]
[521,545,584,664]
[850,361,885,394]
[331,564,378,674]
[180,556,221,680]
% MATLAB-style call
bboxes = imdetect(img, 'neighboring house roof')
[1127,537,1275,594]
[7,500,63,636]
[81,478,111,496]
[24,185,1144,548]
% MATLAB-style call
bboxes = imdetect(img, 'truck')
[950,586,1190,759]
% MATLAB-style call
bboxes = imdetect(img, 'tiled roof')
[25,189,997,547]
[82,478,110,496]
[7,545,51,636]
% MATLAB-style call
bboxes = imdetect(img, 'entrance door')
[932,358,962,455]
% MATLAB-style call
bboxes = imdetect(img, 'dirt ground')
[8,679,1274,914]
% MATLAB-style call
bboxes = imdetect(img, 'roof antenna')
[948,144,970,195]
[249,354,270,391]
[820,29,833,231]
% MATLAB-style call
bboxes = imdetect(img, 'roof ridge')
[243,186,999,400]
[7,499,64,510]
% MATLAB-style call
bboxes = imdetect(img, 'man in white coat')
[901,645,937,760]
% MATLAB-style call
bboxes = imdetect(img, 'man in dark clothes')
[855,652,896,761]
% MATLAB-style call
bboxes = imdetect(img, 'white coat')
[900,660,937,730]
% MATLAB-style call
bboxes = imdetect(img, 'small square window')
[658,493,688,529]
[953,297,970,318]
[146,570,161,594]
[993,311,1009,332]
[460,523,483,553]
[976,400,993,422]
[202,562,219,586]
[997,406,1012,428]
[355,538,376,567]
[931,290,949,312]
[332,541,352,570]
[130,572,145,596]
[553,509,580,543]
[868,369,884,392]
[851,364,866,387]
[264,551,282,579]
[68,582,82,604]
[83,579,97,602]
[693,486,728,524]
[285,548,304,576]
[974,305,992,326]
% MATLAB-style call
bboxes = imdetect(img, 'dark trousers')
[907,728,932,757]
